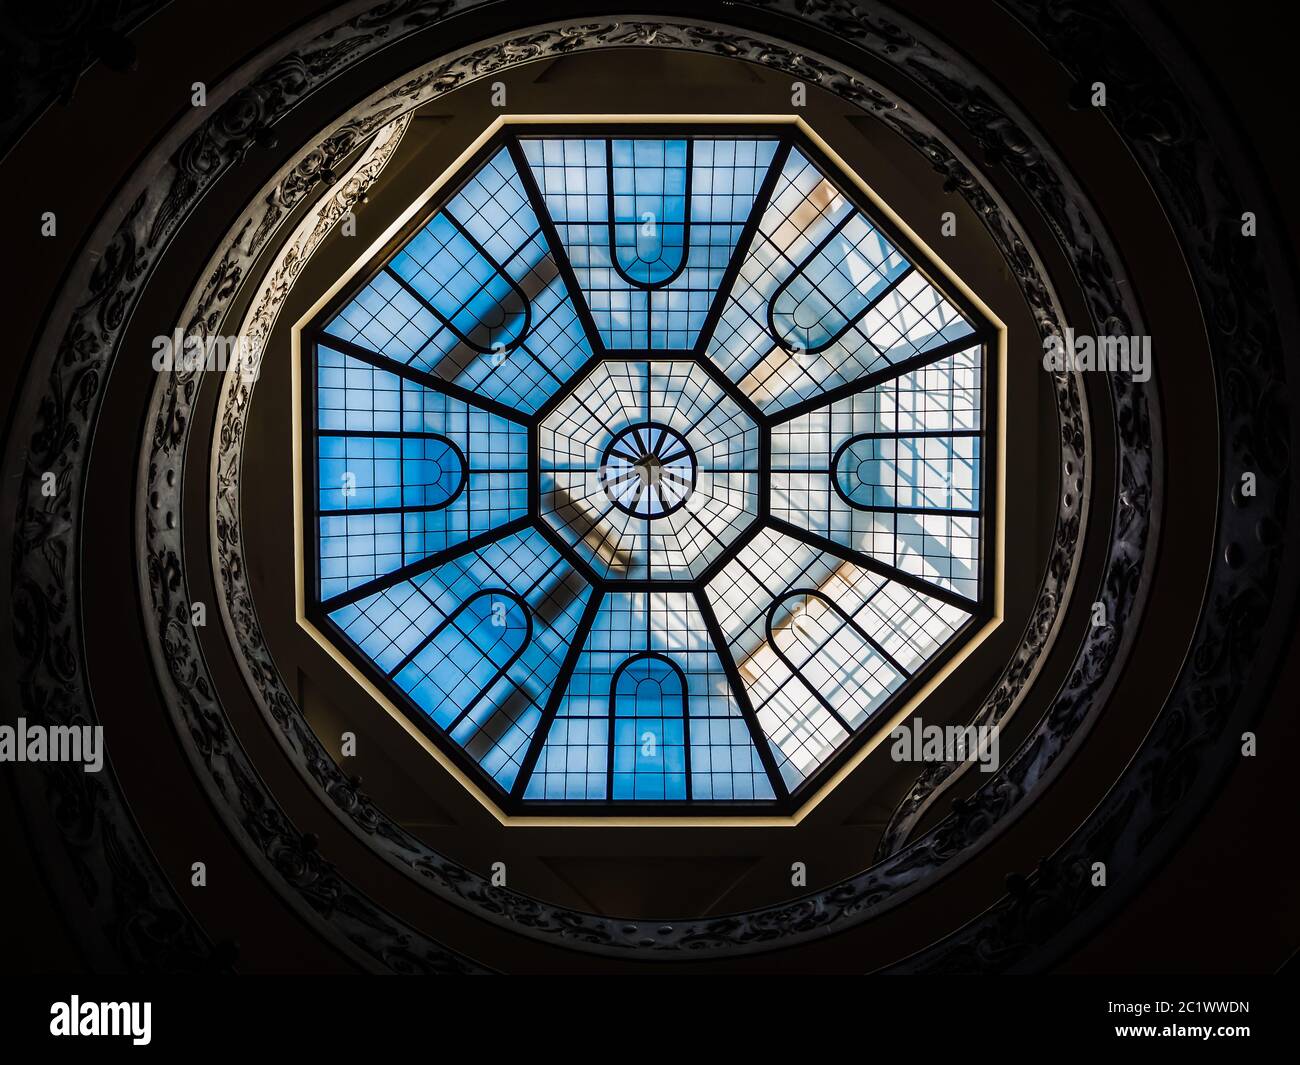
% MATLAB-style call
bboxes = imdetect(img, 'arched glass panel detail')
[707,145,976,413]
[609,654,689,800]
[833,433,980,512]
[320,144,592,414]
[305,124,995,811]
[318,433,465,513]
[766,590,908,732]
[523,591,775,802]
[608,139,691,288]
[705,528,974,791]
[769,214,911,354]
[770,347,985,600]
[523,135,778,349]
[393,588,531,732]
[312,341,528,603]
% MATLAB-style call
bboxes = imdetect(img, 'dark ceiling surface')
[0,0,1296,991]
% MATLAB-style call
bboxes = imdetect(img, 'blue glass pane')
[611,138,688,285]
[314,344,527,602]
[770,347,983,600]
[707,147,976,413]
[324,147,592,414]
[327,528,592,791]
[522,137,779,349]
[770,214,911,352]
[308,127,989,806]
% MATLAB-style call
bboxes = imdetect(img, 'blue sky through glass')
[307,127,990,808]
[522,137,779,349]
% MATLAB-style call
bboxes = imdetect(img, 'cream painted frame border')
[290,114,1007,827]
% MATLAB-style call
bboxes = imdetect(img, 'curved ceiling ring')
[144,114,491,974]
[17,0,1288,975]
[2,1,479,972]
[892,0,1298,972]
[159,10,1143,958]
[10,4,1123,972]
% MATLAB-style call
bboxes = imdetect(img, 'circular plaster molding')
[167,11,1109,958]
[14,0,1286,973]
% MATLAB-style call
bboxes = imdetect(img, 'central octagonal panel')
[540,359,759,581]
[300,120,998,814]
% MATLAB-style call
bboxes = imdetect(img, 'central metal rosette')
[539,358,760,581]
[600,422,698,517]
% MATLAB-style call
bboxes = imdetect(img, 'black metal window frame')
[300,121,1000,816]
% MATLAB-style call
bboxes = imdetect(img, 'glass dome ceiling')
[303,124,996,813]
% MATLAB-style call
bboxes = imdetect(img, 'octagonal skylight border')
[299,120,999,815]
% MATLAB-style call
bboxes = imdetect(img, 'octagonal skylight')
[303,123,996,813]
